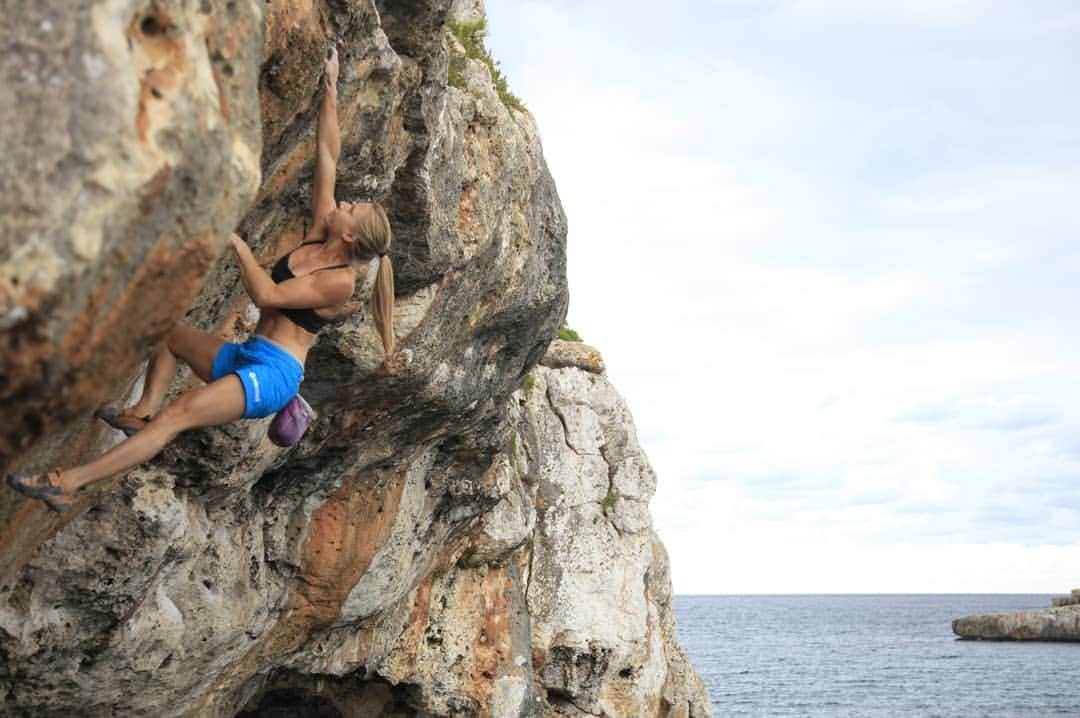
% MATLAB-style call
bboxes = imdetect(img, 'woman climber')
[8,47,394,512]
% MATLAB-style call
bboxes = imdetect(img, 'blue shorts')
[210,336,304,419]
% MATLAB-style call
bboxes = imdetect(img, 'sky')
[484,0,1080,594]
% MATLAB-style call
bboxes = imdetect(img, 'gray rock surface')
[0,2,709,715]
[521,361,711,716]
[954,594,1080,641]
[1051,589,1080,607]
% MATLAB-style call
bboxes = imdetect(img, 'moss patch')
[447,18,525,112]
[557,325,582,342]
[601,487,618,516]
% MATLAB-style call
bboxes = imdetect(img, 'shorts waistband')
[248,335,304,371]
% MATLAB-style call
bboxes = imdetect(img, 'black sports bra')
[269,240,349,334]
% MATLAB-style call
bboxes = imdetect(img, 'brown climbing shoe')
[94,405,150,437]
[7,470,71,513]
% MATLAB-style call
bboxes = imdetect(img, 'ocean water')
[673,594,1080,717]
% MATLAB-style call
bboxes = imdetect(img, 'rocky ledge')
[953,591,1080,641]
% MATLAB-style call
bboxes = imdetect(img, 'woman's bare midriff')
[252,237,353,366]
[254,311,321,366]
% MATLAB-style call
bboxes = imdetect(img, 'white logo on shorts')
[248,371,261,403]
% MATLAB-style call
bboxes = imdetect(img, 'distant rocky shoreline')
[953,590,1080,641]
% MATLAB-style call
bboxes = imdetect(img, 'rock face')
[953,593,1080,641]
[522,351,710,717]
[0,0,264,467]
[0,1,710,716]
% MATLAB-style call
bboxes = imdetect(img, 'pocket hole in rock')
[140,15,166,37]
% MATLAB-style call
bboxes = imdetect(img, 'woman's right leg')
[127,323,227,417]
[62,374,247,495]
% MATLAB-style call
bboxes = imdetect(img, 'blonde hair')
[348,202,395,357]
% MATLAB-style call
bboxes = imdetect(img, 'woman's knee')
[165,322,195,354]
[153,397,196,435]
[166,323,223,382]
[154,378,245,433]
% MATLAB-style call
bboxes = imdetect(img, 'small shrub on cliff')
[601,487,618,516]
[557,325,582,342]
[448,18,525,112]
[448,53,467,91]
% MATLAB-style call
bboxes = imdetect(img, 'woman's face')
[330,200,372,237]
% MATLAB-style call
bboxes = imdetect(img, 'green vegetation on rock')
[557,325,582,342]
[447,18,525,112]
[601,487,618,516]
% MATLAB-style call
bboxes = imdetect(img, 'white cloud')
[486,0,1080,593]
[778,0,997,24]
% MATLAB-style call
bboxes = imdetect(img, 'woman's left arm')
[230,233,352,310]
[230,233,277,306]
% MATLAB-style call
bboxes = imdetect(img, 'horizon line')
[673,591,1068,596]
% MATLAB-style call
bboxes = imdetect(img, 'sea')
[672,594,1080,717]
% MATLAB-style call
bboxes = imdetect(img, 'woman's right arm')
[311,47,340,225]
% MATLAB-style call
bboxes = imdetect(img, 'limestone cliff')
[0,1,710,715]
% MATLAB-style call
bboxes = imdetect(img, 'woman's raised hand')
[324,46,339,88]
[229,233,254,263]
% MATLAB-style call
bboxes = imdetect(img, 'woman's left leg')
[128,323,227,417]
[57,374,247,497]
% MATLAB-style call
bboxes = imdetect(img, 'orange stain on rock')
[64,235,213,369]
[289,469,406,625]
[457,182,481,257]
[470,567,516,702]
[126,9,186,66]
[45,234,214,447]
[138,165,172,215]
[351,622,378,667]
[254,137,317,206]
[1,234,218,581]
[127,9,187,145]
[259,1,323,149]
[257,64,393,209]
[205,11,248,126]
[0,491,98,592]
[393,574,435,674]
[262,0,319,60]
[188,465,408,716]
[210,63,230,123]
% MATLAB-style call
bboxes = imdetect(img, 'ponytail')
[371,254,395,357]
[348,202,395,358]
